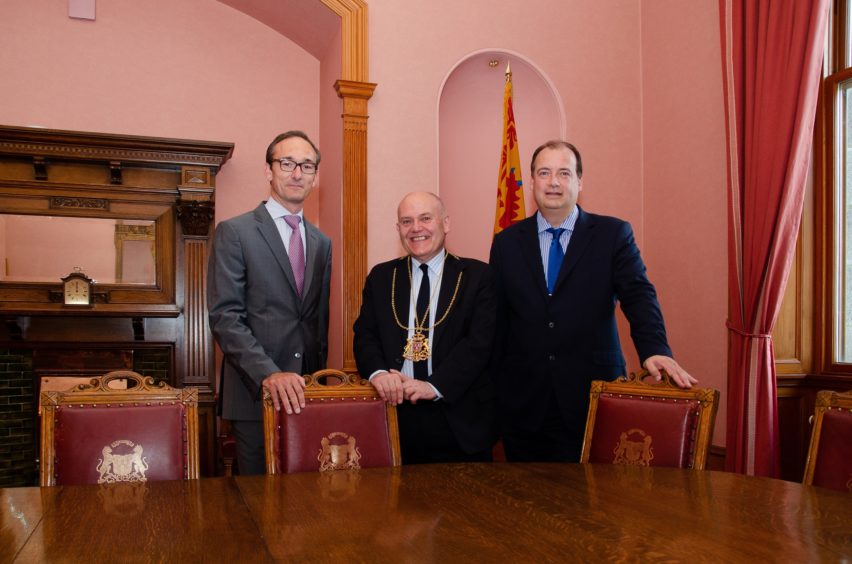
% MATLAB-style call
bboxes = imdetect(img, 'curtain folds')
[719,0,829,477]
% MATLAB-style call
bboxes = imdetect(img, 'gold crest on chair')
[581,370,719,470]
[613,428,655,466]
[318,432,362,472]
[39,370,199,486]
[263,369,401,474]
[97,439,150,484]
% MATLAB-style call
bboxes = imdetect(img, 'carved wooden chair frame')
[803,389,852,486]
[580,369,720,470]
[39,370,200,486]
[262,368,402,474]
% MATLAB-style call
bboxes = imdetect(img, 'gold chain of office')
[391,255,463,362]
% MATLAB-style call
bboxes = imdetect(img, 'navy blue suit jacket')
[489,207,671,438]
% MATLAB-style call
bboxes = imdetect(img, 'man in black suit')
[208,131,332,474]
[354,191,496,464]
[489,140,696,462]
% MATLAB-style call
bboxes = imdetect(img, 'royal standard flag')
[493,62,525,234]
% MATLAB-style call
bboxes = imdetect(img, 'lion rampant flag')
[493,62,525,234]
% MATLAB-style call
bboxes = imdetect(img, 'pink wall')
[1,0,729,443]
[367,0,727,442]
[640,0,727,443]
[439,52,562,262]
[368,0,645,264]
[0,0,321,225]
[319,30,345,368]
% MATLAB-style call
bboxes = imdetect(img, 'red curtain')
[719,0,829,477]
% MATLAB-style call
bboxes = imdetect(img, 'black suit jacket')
[353,254,497,454]
[489,208,671,437]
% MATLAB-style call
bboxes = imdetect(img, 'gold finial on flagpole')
[505,61,512,82]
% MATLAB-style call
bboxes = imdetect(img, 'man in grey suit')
[208,131,332,475]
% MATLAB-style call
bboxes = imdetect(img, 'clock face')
[64,278,91,305]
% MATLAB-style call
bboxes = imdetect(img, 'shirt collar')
[265,198,304,221]
[411,249,446,275]
[536,206,578,235]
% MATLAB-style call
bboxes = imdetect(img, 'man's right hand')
[370,370,405,405]
[262,372,306,414]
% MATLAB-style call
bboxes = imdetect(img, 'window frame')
[815,0,852,375]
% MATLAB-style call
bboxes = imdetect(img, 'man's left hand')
[643,355,697,389]
[402,379,437,404]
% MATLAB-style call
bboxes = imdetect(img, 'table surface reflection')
[2,464,850,562]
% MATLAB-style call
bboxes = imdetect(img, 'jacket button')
[294,352,302,359]
[547,321,555,328]
[548,354,556,361]
[394,358,403,365]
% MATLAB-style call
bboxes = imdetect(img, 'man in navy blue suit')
[489,140,696,462]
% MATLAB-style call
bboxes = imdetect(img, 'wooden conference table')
[2,463,850,562]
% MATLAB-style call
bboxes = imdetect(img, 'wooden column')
[176,168,217,475]
[176,167,216,389]
[321,0,373,372]
[335,79,376,372]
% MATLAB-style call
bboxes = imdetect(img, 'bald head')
[397,191,446,219]
[396,191,450,263]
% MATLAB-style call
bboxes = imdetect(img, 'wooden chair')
[580,370,719,470]
[803,389,852,492]
[39,370,199,486]
[263,369,401,474]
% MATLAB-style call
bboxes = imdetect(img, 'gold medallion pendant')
[391,253,464,365]
[403,331,431,362]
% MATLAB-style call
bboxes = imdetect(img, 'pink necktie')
[283,215,305,296]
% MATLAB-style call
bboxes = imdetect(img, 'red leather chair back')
[264,369,401,474]
[274,398,395,473]
[587,395,699,468]
[810,410,852,492]
[580,371,719,470]
[54,404,187,486]
[40,371,200,486]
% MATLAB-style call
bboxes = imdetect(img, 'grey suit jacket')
[208,202,332,421]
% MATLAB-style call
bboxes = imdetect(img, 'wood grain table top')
[2,463,850,562]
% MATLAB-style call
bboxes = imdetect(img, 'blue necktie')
[546,227,566,295]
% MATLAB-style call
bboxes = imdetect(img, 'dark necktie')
[283,215,305,297]
[546,227,566,295]
[414,263,430,380]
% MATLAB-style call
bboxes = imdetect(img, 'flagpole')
[493,59,525,235]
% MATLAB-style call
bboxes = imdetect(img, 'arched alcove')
[438,50,564,261]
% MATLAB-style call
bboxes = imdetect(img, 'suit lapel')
[392,256,412,343]
[554,207,594,293]
[303,220,320,297]
[518,216,549,297]
[253,204,300,298]
[433,254,463,343]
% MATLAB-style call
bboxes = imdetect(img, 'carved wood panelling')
[0,125,232,479]
[183,239,211,386]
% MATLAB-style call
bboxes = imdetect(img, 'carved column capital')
[176,200,214,238]
[335,80,377,131]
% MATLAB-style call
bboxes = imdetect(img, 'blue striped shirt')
[537,206,579,288]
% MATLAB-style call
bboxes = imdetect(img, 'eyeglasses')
[274,158,318,175]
